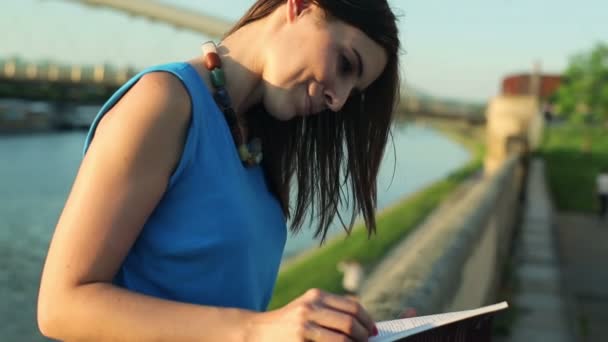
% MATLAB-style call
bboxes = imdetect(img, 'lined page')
[369,302,508,342]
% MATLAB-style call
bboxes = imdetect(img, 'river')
[0,123,469,340]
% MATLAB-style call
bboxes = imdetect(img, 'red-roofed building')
[502,74,562,101]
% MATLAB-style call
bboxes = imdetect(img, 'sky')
[1,0,606,102]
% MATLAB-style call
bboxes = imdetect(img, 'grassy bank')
[268,121,485,309]
[540,124,608,212]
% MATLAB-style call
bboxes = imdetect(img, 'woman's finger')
[304,321,354,342]
[317,292,377,336]
[308,303,369,341]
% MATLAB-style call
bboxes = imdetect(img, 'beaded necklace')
[201,41,263,167]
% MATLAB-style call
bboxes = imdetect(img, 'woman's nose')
[324,85,351,112]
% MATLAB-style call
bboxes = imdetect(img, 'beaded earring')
[201,41,263,167]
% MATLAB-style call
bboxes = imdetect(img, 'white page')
[369,302,508,342]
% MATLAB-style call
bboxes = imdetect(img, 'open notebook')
[369,302,508,342]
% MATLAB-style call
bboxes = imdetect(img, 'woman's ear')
[286,0,312,23]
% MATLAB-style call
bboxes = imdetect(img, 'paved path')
[556,212,608,342]
[507,159,573,341]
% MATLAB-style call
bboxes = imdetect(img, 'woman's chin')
[266,107,298,121]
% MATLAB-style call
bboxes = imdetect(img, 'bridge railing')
[0,58,137,86]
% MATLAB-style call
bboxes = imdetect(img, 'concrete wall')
[360,156,524,319]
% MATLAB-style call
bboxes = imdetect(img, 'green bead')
[238,144,251,161]
[210,68,226,88]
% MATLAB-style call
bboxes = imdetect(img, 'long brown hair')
[226,0,400,242]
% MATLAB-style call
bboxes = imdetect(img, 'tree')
[555,42,608,124]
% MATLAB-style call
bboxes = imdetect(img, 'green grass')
[268,125,484,309]
[540,124,608,212]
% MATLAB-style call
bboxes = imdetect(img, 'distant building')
[501,74,562,102]
[501,73,562,121]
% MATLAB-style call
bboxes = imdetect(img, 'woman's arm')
[37,72,253,341]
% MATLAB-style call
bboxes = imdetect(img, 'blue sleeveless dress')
[83,62,287,311]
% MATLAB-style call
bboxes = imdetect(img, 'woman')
[37,0,400,340]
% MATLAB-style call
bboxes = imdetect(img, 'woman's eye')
[340,54,353,76]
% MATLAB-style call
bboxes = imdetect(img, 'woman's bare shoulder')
[38,71,195,292]
[101,71,192,133]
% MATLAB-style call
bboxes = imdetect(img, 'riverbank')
[269,120,485,309]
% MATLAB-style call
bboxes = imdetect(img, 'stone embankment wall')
[361,95,541,319]
[361,156,523,319]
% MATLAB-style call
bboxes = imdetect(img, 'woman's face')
[261,0,388,121]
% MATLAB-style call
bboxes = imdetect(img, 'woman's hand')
[246,288,378,341]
